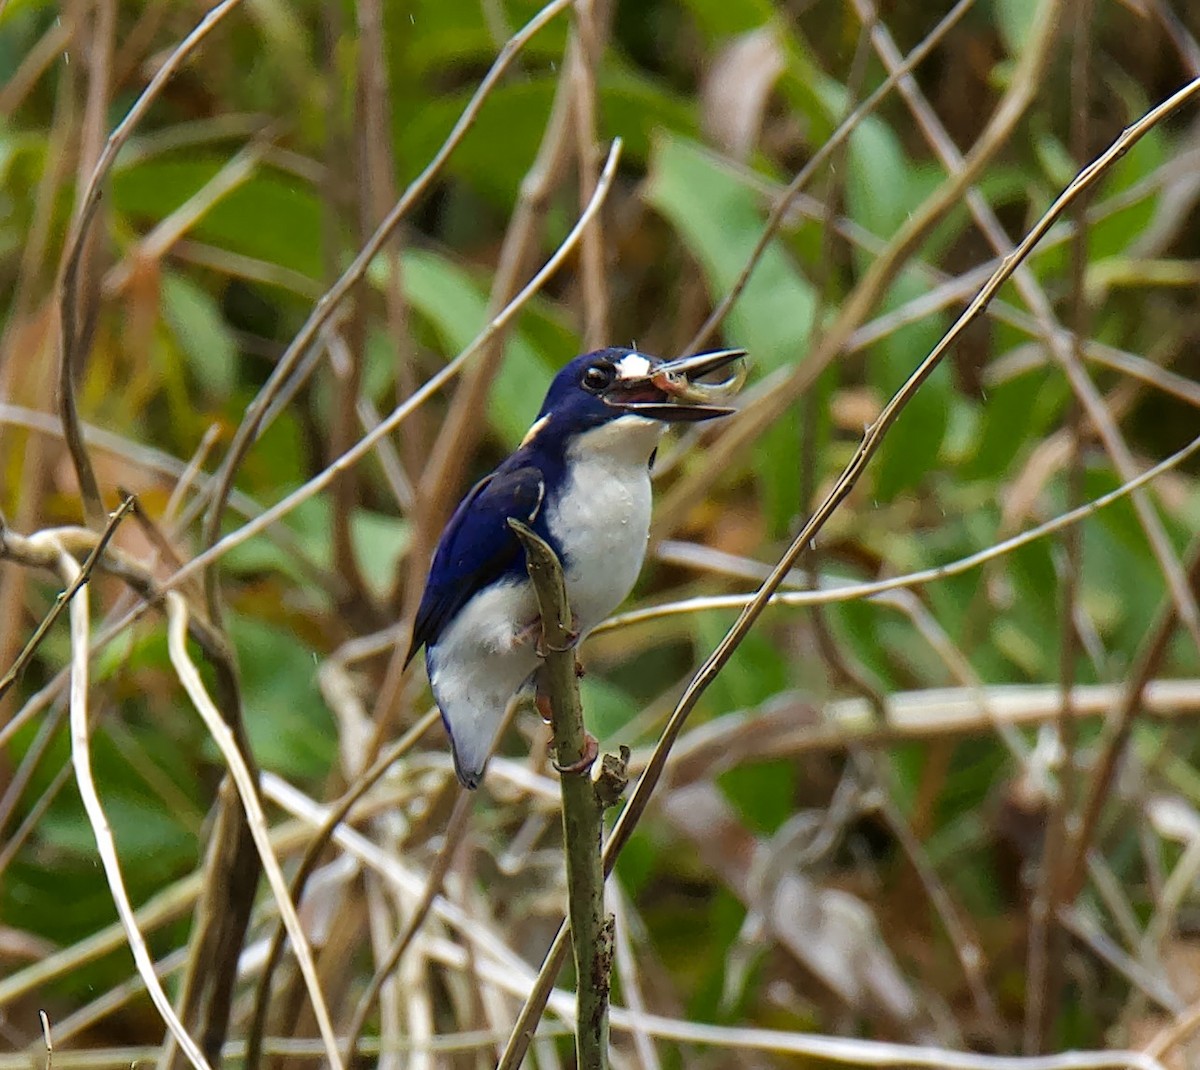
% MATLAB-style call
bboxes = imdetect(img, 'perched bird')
[407,346,745,788]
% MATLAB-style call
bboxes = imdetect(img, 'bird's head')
[533,347,746,438]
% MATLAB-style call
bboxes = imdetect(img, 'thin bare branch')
[343,790,474,1067]
[58,0,247,529]
[1026,0,1094,1048]
[59,543,212,1070]
[0,495,134,701]
[499,68,1200,1063]
[600,427,1200,632]
[1062,539,1200,902]
[243,710,441,1070]
[164,593,345,1070]
[683,0,976,356]
[200,0,575,622]
[571,0,610,350]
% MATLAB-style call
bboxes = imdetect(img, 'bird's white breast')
[547,415,662,633]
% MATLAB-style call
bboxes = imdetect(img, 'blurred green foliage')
[2,0,1200,1059]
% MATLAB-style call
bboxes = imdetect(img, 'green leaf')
[399,0,568,75]
[1007,537,1060,650]
[351,510,411,599]
[845,122,952,499]
[718,760,795,835]
[372,248,556,445]
[112,159,323,280]
[240,404,308,491]
[40,791,193,871]
[222,495,330,585]
[645,134,817,373]
[1081,465,1185,659]
[614,827,661,897]
[995,0,1041,54]
[677,0,773,38]
[830,598,897,690]
[757,403,803,538]
[0,0,57,28]
[867,273,951,501]
[161,272,238,399]
[600,68,701,165]
[847,118,914,240]
[229,614,336,779]
[583,676,639,743]
[693,611,788,715]
[395,71,696,212]
[962,366,1063,481]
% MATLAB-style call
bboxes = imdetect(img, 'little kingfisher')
[407,346,745,788]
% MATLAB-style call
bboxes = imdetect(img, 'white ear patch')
[615,353,652,379]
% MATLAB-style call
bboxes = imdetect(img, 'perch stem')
[509,519,612,1070]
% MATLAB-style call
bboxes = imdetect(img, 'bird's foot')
[532,665,584,723]
[542,609,583,652]
[514,618,542,649]
[515,614,581,657]
[554,731,599,777]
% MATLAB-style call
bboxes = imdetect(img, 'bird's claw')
[517,615,581,657]
[515,619,542,648]
[554,732,599,777]
[534,612,581,658]
[537,633,578,657]
[533,662,583,724]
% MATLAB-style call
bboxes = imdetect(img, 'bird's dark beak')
[602,348,747,422]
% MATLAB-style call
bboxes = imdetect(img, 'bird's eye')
[582,364,614,392]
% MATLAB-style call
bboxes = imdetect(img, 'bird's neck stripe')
[520,414,551,447]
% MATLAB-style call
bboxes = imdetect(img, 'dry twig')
[58,542,212,1070]
[164,593,345,1070]
[498,67,1200,1067]
[199,0,576,623]
[57,0,247,529]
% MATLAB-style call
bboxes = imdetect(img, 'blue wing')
[405,463,546,665]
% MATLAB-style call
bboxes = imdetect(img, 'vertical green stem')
[509,520,611,1070]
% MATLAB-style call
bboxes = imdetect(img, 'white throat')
[544,415,663,633]
[568,413,663,465]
